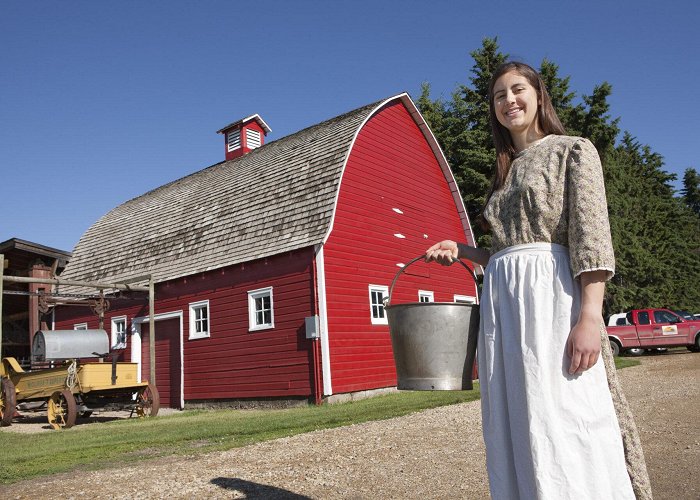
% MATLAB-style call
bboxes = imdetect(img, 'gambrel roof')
[60,94,473,285]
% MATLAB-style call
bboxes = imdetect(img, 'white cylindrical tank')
[32,329,110,361]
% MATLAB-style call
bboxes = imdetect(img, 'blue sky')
[2,1,697,252]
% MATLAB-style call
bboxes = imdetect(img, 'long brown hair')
[486,61,566,198]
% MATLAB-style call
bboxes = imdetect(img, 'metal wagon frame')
[1,354,159,429]
[0,252,160,429]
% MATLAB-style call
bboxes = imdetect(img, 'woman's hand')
[426,240,459,266]
[567,269,607,375]
[566,314,602,375]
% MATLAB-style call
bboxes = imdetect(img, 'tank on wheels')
[0,329,159,430]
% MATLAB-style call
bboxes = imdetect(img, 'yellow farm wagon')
[0,329,158,429]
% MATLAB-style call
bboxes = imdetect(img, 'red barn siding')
[323,101,476,394]
[141,318,181,408]
[55,248,317,403]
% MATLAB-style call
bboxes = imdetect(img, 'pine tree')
[417,38,506,247]
[601,134,700,313]
[417,39,700,314]
[681,168,700,215]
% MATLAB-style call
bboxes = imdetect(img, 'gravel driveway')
[2,350,698,499]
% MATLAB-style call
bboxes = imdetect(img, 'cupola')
[217,114,271,161]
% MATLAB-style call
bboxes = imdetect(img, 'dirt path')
[2,351,698,499]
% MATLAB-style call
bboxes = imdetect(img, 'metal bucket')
[385,256,479,390]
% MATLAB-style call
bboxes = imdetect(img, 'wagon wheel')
[0,378,16,427]
[47,390,77,430]
[136,384,160,418]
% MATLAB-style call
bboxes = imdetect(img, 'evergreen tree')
[538,59,580,133]
[570,83,620,158]
[417,38,506,247]
[594,134,700,313]
[418,38,700,314]
[681,168,700,215]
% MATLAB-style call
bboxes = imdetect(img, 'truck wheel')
[625,347,644,357]
[609,339,621,357]
[688,333,700,352]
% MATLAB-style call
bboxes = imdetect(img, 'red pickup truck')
[606,308,700,356]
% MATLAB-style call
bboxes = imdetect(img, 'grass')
[0,388,480,484]
[0,358,639,485]
[614,356,641,370]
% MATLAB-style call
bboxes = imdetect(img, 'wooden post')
[0,254,4,360]
[148,276,156,386]
[28,264,53,352]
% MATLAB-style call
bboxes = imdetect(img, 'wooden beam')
[2,275,149,292]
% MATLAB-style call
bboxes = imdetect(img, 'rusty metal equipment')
[1,330,159,430]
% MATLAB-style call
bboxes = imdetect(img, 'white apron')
[478,243,634,500]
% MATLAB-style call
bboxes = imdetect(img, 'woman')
[426,62,651,499]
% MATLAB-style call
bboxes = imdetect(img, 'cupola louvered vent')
[227,130,241,152]
[218,114,271,161]
[246,129,262,149]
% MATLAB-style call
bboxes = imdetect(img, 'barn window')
[74,323,88,330]
[248,287,274,331]
[227,129,241,152]
[369,285,389,325]
[111,316,127,349]
[189,300,210,339]
[418,290,434,303]
[454,295,476,304]
[246,128,262,149]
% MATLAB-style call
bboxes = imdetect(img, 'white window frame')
[418,290,434,303]
[74,323,88,330]
[369,285,389,325]
[248,287,274,331]
[111,315,128,349]
[454,294,477,304]
[189,300,210,340]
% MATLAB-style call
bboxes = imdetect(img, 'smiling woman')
[426,61,652,500]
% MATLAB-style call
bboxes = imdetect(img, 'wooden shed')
[55,94,478,407]
[0,238,71,364]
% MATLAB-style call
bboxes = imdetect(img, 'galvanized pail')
[385,256,479,390]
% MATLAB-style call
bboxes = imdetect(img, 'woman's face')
[492,70,541,136]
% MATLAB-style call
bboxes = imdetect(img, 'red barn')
[55,94,478,408]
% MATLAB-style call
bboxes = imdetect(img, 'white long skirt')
[479,243,634,500]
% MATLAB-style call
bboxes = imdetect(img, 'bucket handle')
[385,255,478,306]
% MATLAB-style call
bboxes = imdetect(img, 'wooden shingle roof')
[60,99,384,285]
[60,93,475,286]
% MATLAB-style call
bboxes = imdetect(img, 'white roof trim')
[217,113,272,134]
[321,93,477,248]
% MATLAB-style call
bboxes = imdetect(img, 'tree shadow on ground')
[210,477,312,499]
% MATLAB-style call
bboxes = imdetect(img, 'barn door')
[141,318,182,409]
